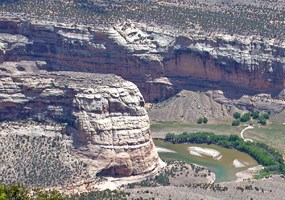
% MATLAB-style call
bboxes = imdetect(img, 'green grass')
[151,122,241,135]
[254,170,271,179]
[151,122,285,154]
[246,123,285,154]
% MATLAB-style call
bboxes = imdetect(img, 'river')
[154,139,258,182]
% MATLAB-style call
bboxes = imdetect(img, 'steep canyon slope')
[0,14,284,122]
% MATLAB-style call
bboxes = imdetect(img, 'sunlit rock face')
[0,61,162,187]
[0,17,284,103]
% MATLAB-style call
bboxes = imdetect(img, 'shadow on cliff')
[168,77,283,100]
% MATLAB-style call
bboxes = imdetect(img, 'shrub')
[197,117,203,124]
[202,117,208,124]
[240,113,251,122]
[251,111,259,119]
[258,116,267,126]
[262,113,270,119]
[233,112,241,119]
[165,131,285,177]
[232,119,240,126]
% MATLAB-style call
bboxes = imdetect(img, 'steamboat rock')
[0,60,162,188]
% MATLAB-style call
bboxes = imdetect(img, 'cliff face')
[0,60,162,187]
[0,16,284,103]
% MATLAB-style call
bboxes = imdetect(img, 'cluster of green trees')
[0,184,131,200]
[196,117,208,124]
[165,132,285,177]
[232,111,270,126]
[0,184,66,200]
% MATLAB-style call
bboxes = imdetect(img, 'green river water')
[154,140,258,182]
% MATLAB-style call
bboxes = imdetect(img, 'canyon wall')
[0,60,162,188]
[0,15,284,103]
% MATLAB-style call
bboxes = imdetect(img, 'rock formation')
[0,13,284,123]
[0,60,162,188]
[0,15,284,103]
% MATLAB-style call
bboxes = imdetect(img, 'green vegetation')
[262,113,270,120]
[0,184,66,200]
[197,117,203,124]
[232,119,240,126]
[233,112,241,119]
[203,117,208,124]
[240,113,251,122]
[197,117,208,124]
[165,132,285,178]
[151,122,285,154]
[258,116,267,126]
[231,112,270,126]
[0,184,132,200]
[251,111,260,119]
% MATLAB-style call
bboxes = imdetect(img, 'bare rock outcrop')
[0,14,284,120]
[0,61,162,188]
[0,15,284,104]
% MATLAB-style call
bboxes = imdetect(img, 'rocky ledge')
[0,60,162,189]
[0,15,284,103]
[0,13,284,121]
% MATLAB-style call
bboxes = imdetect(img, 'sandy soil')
[235,165,264,182]
[188,146,221,159]
[155,146,176,153]
[233,159,249,168]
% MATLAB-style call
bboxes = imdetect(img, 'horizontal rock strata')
[0,61,162,187]
[0,15,284,103]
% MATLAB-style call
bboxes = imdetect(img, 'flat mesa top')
[0,0,284,38]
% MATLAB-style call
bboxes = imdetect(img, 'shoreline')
[235,165,264,182]
[156,146,176,153]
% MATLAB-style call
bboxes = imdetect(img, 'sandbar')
[188,146,221,159]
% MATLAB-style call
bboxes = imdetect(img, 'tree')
[0,184,67,200]
[258,116,267,126]
[240,113,251,122]
[262,113,270,119]
[197,117,203,124]
[251,111,259,119]
[232,119,240,126]
[203,117,208,124]
[0,185,7,200]
[3,184,29,200]
[233,112,241,119]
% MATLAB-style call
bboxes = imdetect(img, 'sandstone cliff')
[0,14,284,122]
[0,15,284,103]
[0,60,162,189]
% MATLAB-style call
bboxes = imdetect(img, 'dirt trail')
[240,125,254,142]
